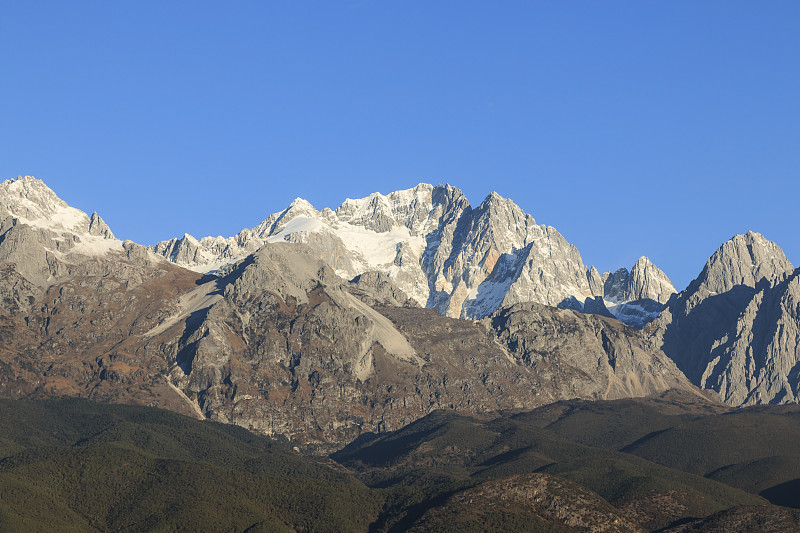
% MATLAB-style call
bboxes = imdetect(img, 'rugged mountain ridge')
[6,177,800,415]
[650,231,800,406]
[151,183,675,326]
[603,257,675,304]
[0,177,163,298]
[563,257,677,327]
[0,176,699,450]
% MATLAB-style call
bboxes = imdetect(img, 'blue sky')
[2,1,798,289]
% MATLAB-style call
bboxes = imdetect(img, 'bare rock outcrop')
[348,270,415,308]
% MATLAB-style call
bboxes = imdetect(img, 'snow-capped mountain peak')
[0,176,98,235]
[0,176,120,248]
[1,177,675,326]
[150,183,673,325]
[0,176,167,291]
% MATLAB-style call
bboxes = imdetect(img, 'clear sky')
[2,1,798,290]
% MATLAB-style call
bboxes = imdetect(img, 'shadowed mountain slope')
[333,398,768,531]
[0,398,380,532]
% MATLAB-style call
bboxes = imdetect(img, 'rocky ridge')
[563,257,677,327]
[152,183,675,326]
[0,177,169,299]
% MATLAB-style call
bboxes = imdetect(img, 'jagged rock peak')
[592,257,677,328]
[476,190,530,218]
[333,183,438,234]
[586,266,604,297]
[650,232,800,407]
[273,197,319,226]
[88,212,115,239]
[280,198,320,222]
[2,175,64,204]
[480,190,507,206]
[289,197,315,209]
[603,268,630,302]
[468,190,537,254]
[693,231,793,296]
[431,183,468,205]
[628,256,676,304]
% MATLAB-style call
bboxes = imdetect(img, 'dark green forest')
[1,394,799,532]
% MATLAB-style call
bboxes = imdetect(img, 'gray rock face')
[0,264,40,315]
[0,176,166,293]
[627,257,676,303]
[0,219,65,288]
[604,268,631,302]
[152,184,673,326]
[348,271,415,308]
[486,303,693,402]
[587,266,604,297]
[682,230,793,306]
[603,257,675,305]
[88,212,115,239]
[650,231,800,406]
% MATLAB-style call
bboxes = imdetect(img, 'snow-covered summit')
[0,176,120,253]
[0,176,168,291]
[0,176,114,238]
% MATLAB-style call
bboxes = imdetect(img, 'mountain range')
[1,175,799,440]
[4,175,800,530]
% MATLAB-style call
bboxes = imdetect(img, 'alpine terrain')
[2,175,800,531]
[151,183,676,327]
[0,177,696,450]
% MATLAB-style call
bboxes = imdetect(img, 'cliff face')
[486,303,692,402]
